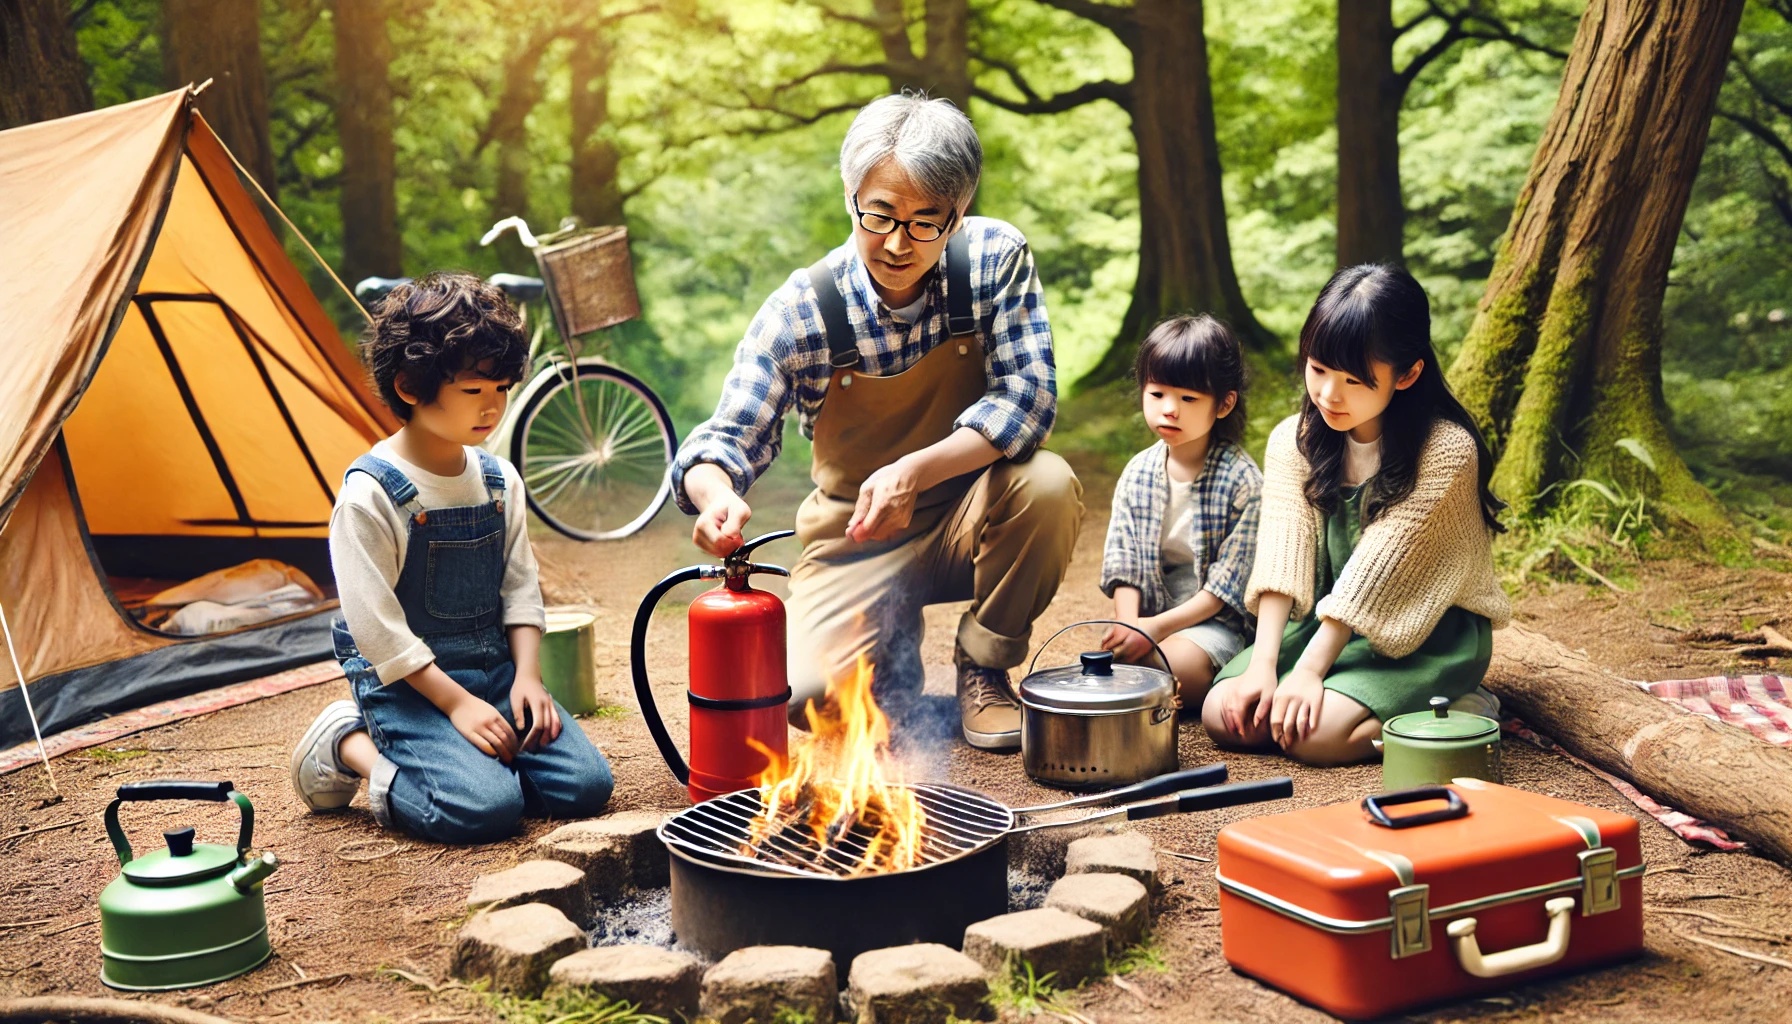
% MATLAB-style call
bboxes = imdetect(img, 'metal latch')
[1389,884,1432,958]
[1578,847,1620,915]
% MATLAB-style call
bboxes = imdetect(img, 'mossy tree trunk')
[1445,0,1744,527]
[570,27,624,229]
[165,0,277,198]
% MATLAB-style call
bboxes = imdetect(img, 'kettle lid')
[121,828,239,886]
[1020,651,1174,713]
[1384,696,1499,741]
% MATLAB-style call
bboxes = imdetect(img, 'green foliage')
[984,957,1080,1019]
[487,987,669,1024]
[1495,438,1665,592]
[1105,931,1170,976]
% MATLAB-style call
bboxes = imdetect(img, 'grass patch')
[1105,931,1169,976]
[985,958,1083,1020]
[74,746,149,763]
[585,704,634,720]
[769,1008,816,1024]
[486,988,668,1024]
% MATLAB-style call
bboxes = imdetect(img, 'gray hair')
[839,93,982,213]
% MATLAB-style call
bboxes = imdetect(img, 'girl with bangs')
[1204,264,1510,766]
[1099,315,1262,710]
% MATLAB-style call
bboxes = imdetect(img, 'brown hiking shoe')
[956,647,1021,752]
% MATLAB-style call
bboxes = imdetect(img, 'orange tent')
[0,89,398,747]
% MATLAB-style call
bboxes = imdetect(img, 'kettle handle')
[1027,620,1173,681]
[104,780,253,866]
[631,565,715,787]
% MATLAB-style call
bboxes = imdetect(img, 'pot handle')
[1362,786,1468,829]
[1026,620,1173,680]
[105,779,253,866]
[1448,897,1576,977]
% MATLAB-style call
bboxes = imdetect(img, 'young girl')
[1100,315,1262,708]
[1204,264,1509,765]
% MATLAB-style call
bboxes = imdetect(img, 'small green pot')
[1374,696,1501,791]
[540,608,599,715]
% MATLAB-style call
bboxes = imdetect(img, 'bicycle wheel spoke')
[518,367,676,540]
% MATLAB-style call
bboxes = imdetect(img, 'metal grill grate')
[658,783,1014,879]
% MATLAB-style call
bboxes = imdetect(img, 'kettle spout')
[229,851,279,893]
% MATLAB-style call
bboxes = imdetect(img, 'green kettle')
[1372,696,1502,791]
[99,780,279,990]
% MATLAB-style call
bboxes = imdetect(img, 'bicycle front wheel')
[512,363,678,541]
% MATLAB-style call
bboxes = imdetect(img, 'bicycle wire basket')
[532,224,642,339]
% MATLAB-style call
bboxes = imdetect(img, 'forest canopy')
[10,0,1791,545]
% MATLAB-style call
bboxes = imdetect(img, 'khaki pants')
[785,451,1083,721]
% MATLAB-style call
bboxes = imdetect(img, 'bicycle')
[355,216,678,541]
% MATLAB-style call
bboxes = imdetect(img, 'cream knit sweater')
[1244,414,1510,659]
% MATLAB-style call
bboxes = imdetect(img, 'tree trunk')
[480,31,553,265]
[332,0,402,284]
[922,0,971,113]
[1083,0,1271,386]
[570,27,624,228]
[164,0,277,198]
[1486,624,1792,866]
[0,0,91,130]
[1446,0,1743,526]
[1336,0,1404,266]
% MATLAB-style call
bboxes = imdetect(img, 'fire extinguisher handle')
[733,529,796,560]
[632,565,717,787]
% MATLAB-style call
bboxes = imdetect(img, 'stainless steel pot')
[1019,621,1179,790]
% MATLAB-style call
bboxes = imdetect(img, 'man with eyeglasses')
[672,93,1082,751]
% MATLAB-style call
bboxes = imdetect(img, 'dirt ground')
[3,454,1790,1024]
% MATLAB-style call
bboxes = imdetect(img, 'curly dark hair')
[360,272,528,420]
[1132,313,1248,447]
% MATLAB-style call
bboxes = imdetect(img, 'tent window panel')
[264,355,382,492]
[61,306,244,535]
[153,299,336,529]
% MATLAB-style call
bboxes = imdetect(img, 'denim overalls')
[332,450,612,844]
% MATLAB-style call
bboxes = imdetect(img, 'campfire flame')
[746,656,927,875]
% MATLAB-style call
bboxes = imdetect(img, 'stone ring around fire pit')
[658,770,1293,977]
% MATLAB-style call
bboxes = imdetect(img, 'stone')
[451,903,585,996]
[468,859,590,922]
[547,945,702,1019]
[1045,873,1149,950]
[700,945,837,1024]
[962,908,1106,986]
[1064,830,1159,893]
[847,943,989,1024]
[536,811,669,900]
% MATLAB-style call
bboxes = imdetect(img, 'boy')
[290,272,612,844]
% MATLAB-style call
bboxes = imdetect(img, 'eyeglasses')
[852,193,955,243]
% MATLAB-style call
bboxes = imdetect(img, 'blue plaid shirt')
[672,217,1056,512]
[1100,439,1263,631]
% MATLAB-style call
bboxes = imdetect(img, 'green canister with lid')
[1373,696,1502,790]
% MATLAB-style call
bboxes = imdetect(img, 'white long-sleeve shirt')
[329,440,546,684]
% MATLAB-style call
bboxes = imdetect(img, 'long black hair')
[1296,264,1505,531]
[1133,314,1248,447]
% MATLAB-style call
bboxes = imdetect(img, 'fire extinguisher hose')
[631,565,712,786]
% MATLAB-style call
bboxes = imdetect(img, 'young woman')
[1204,264,1509,765]
[1100,315,1261,710]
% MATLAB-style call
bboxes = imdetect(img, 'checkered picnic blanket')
[1507,674,1792,851]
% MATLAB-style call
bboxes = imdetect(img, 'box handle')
[1447,897,1576,977]
[1362,786,1467,828]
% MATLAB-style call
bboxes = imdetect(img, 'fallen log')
[1487,624,1792,865]
[0,997,242,1024]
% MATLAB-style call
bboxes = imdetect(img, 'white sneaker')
[290,700,365,811]
[1452,687,1503,721]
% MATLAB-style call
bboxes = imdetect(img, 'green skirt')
[1215,485,1492,723]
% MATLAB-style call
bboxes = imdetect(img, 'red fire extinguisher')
[631,530,794,803]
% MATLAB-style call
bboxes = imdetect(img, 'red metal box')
[1216,779,1644,1019]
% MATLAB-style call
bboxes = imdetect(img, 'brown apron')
[794,232,987,545]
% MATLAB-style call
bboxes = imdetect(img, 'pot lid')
[121,828,239,886]
[1384,696,1498,741]
[1020,650,1174,713]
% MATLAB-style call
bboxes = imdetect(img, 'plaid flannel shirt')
[1100,439,1263,632]
[672,217,1056,512]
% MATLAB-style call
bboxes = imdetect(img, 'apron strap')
[806,229,977,372]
